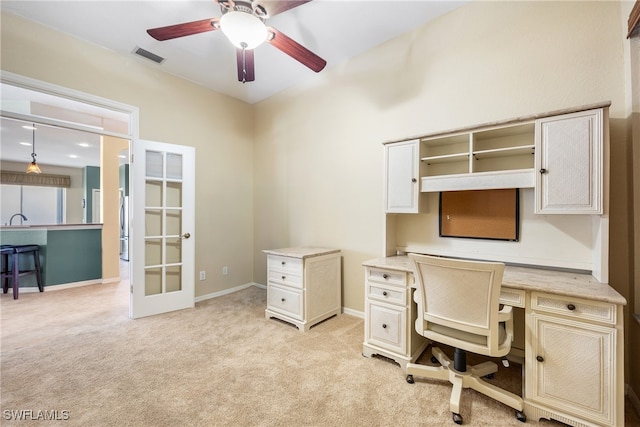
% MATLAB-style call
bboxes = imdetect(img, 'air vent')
[132,46,165,64]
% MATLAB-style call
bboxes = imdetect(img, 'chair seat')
[427,322,507,347]
[13,245,40,253]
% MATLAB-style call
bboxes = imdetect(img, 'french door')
[130,139,195,318]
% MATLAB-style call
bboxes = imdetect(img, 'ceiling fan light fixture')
[219,11,267,49]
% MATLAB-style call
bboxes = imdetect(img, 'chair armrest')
[497,305,513,322]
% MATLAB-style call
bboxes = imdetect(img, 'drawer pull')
[382,323,387,329]
[382,274,389,279]
[536,355,544,362]
[567,304,576,311]
[382,291,388,296]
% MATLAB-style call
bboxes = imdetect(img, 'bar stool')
[1,245,15,297]
[1,244,43,299]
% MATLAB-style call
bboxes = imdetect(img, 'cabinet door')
[527,312,615,425]
[534,109,603,214]
[384,140,420,213]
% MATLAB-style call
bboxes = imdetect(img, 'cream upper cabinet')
[384,139,421,213]
[534,108,603,214]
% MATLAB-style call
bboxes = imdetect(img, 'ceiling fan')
[147,0,327,83]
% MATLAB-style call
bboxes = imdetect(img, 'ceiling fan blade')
[236,48,256,83]
[147,18,219,41]
[258,1,312,17]
[266,27,326,72]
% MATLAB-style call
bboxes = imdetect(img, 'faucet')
[9,213,27,226]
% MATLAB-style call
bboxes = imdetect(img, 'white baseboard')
[19,278,103,292]
[343,307,364,318]
[194,282,264,303]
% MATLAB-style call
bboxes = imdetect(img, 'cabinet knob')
[281,298,286,302]
[567,304,576,311]
[382,291,388,296]
[382,324,387,329]
[536,355,544,362]
[411,178,417,183]
[282,275,286,280]
[382,274,389,279]
[281,261,285,265]
[539,168,548,174]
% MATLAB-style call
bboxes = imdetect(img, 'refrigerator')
[120,195,129,261]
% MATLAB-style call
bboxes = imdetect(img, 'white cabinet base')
[263,247,341,333]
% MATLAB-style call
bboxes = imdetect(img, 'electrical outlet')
[199,271,206,281]
[222,266,228,276]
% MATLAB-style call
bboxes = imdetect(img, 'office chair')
[405,254,526,425]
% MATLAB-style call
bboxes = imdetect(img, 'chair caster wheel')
[431,356,439,364]
[516,410,526,422]
[452,412,463,424]
[406,374,414,384]
[484,373,495,379]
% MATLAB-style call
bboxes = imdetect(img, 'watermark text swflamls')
[3,409,70,421]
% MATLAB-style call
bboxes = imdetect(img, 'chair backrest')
[409,253,510,357]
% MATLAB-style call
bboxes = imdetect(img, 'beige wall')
[1,10,255,297]
[253,0,629,308]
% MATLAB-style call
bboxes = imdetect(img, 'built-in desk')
[362,255,626,427]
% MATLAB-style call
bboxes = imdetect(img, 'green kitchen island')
[0,224,102,290]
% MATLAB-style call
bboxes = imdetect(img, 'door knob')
[181,232,191,239]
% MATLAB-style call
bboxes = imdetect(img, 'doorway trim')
[1,71,140,315]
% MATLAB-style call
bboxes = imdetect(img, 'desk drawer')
[267,284,303,320]
[500,288,525,308]
[268,270,302,289]
[531,292,616,325]
[268,255,303,275]
[366,268,407,287]
[367,301,406,353]
[368,282,406,306]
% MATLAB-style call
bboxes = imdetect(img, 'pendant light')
[25,124,41,174]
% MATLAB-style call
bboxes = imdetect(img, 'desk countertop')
[363,255,626,306]
[263,247,340,259]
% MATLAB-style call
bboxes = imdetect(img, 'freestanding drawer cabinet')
[263,247,341,332]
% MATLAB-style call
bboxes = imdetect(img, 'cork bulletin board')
[439,189,520,241]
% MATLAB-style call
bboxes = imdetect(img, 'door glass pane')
[145,181,163,207]
[166,210,181,236]
[145,238,162,266]
[166,182,182,208]
[166,266,182,293]
[146,151,163,178]
[145,268,163,296]
[166,239,182,264]
[145,210,162,237]
[166,153,182,180]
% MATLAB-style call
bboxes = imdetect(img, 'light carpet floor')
[1,280,638,427]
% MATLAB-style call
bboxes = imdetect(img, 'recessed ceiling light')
[118,155,126,159]
[77,142,90,147]
[69,154,78,159]
[19,142,31,146]
[21,125,37,130]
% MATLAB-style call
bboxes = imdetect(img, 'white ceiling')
[0,0,467,169]
[0,0,466,104]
